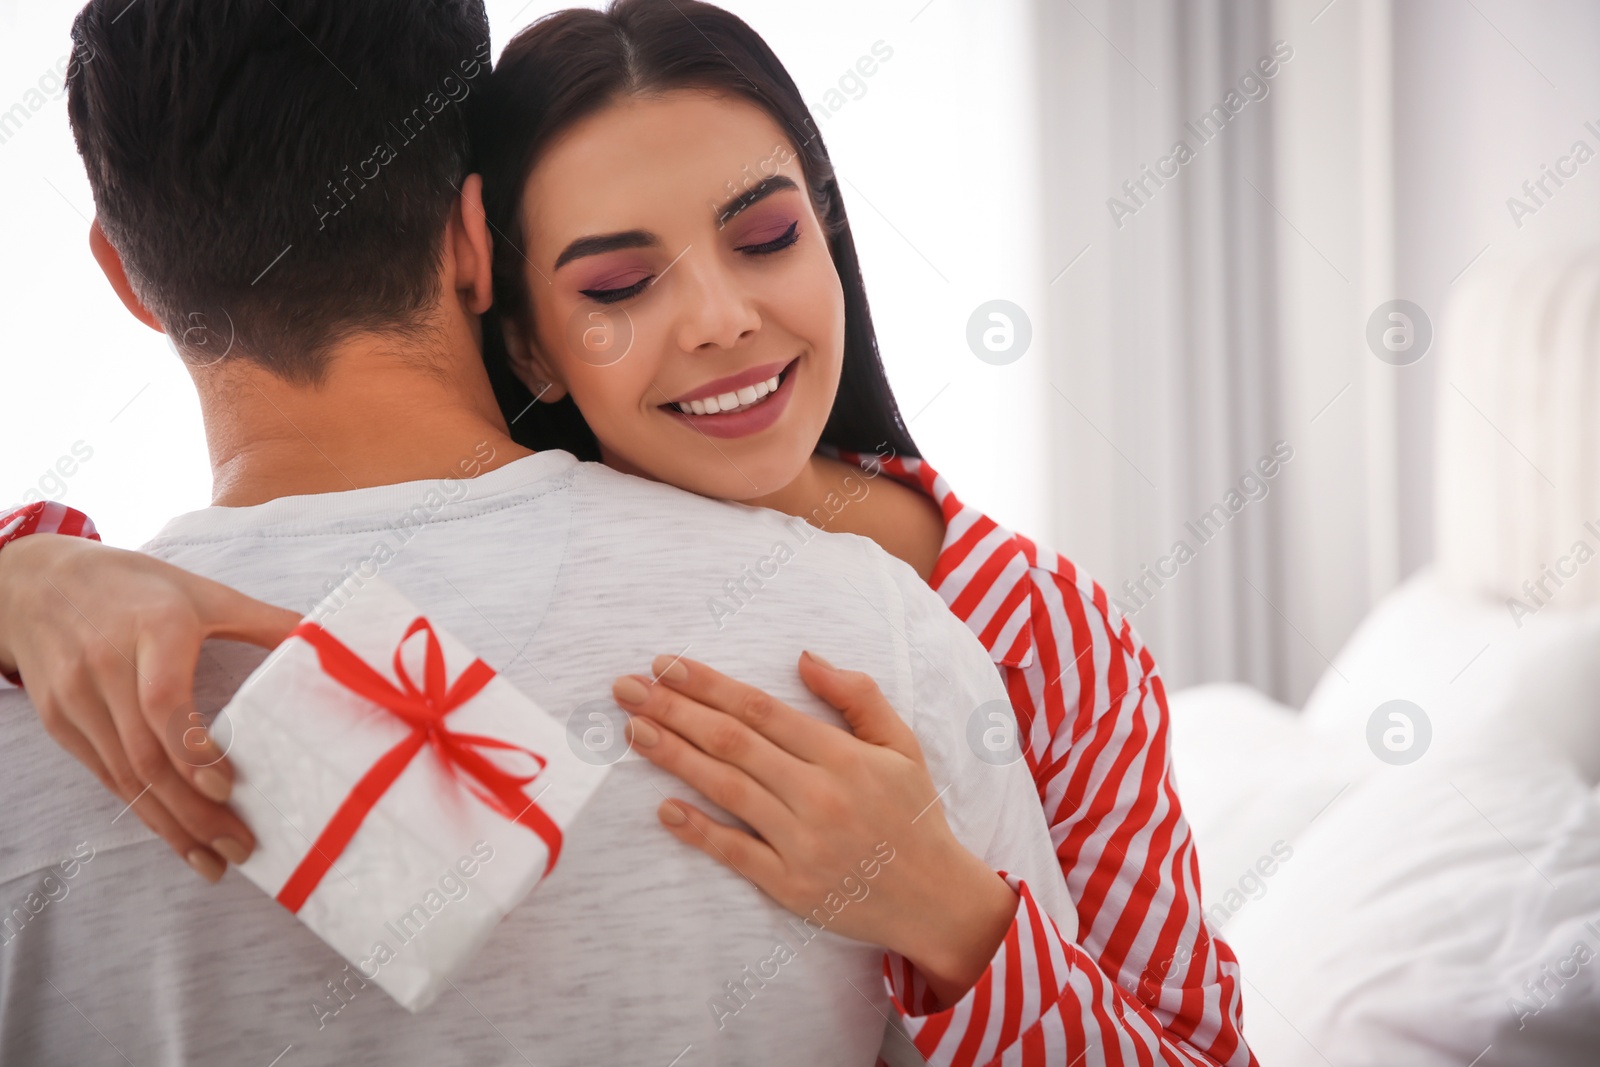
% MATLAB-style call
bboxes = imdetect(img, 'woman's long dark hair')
[472,0,919,463]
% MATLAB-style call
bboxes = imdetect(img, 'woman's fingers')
[37,693,128,804]
[195,578,302,650]
[615,672,807,793]
[654,797,785,889]
[51,666,154,811]
[621,702,795,837]
[105,661,257,867]
[647,654,843,763]
[133,618,230,800]
[797,651,921,758]
[36,679,226,883]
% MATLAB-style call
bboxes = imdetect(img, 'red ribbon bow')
[273,617,563,913]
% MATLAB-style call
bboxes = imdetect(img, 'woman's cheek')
[797,245,846,359]
[575,363,651,435]
[798,259,847,406]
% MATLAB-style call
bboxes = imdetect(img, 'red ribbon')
[273,617,563,913]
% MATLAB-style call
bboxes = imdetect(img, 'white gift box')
[214,577,607,1012]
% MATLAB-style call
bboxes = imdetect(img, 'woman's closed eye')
[734,219,799,255]
[579,264,653,304]
[580,276,652,304]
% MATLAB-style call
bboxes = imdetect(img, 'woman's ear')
[502,317,569,403]
[89,220,164,332]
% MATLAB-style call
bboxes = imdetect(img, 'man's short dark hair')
[67,0,492,381]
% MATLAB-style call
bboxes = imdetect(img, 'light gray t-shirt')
[0,451,1071,1066]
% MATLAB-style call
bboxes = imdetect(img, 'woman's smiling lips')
[664,358,792,407]
[661,357,799,439]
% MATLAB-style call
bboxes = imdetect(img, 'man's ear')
[450,173,494,315]
[501,317,568,403]
[89,221,163,332]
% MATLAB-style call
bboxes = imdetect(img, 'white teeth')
[672,370,789,416]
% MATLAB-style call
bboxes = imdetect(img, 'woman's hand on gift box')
[611,652,1020,1010]
[0,534,300,881]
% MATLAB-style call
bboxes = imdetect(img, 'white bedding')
[1167,568,1600,1065]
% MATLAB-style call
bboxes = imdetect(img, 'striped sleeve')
[0,501,101,547]
[0,503,102,689]
[888,554,1254,1067]
[1009,554,1251,1065]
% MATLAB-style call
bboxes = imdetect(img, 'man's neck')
[195,329,531,507]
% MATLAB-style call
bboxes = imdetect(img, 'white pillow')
[1223,725,1600,1067]
[1301,566,1600,778]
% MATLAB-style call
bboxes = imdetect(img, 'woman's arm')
[0,530,299,879]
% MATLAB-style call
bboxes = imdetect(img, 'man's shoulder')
[566,462,882,568]
[558,463,988,657]
[571,464,985,622]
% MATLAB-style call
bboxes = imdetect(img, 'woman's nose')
[672,250,761,352]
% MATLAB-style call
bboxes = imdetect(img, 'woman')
[0,3,1251,1064]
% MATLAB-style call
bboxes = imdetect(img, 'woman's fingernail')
[186,848,225,883]
[211,836,251,865]
[651,655,688,683]
[804,650,837,670]
[628,716,659,748]
[193,768,231,803]
[612,675,651,707]
[659,801,687,826]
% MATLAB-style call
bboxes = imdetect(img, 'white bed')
[1167,249,1600,1065]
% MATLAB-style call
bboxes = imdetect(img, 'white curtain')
[1034,0,1402,704]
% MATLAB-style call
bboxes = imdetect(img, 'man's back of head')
[68,0,490,382]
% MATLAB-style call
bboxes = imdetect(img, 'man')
[0,1,1070,1063]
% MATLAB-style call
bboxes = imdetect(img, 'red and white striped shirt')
[840,452,1255,1067]
[0,500,99,547]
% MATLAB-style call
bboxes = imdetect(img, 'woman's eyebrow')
[550,175,798,269]
[554,229,658,270]
[716,175,799,227]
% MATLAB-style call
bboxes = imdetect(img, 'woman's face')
[511,89,846,501]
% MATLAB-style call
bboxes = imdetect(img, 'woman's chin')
[689,449,817,506]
